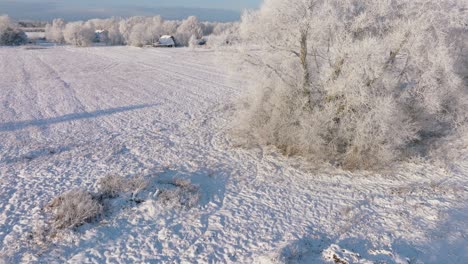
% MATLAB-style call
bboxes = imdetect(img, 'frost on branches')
[43,16,237,47]
[233,0,468,170]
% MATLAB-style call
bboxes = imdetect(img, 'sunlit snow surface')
[0,46,466,263]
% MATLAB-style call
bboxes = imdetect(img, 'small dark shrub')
[0,27,27,46]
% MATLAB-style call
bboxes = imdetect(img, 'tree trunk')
[300,29,311,107]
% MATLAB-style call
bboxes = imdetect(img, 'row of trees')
[45,16,238,47]
[0,15,27,46]
[233,0,467,170]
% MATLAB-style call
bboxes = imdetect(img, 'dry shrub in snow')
[48,189,103,229]
[233,0,468,170]
[157,179,200,209]
[98,175,149,198]
[98,174,126,198]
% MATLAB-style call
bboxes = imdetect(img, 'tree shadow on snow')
[391,205,468,264]
[1,145,73,164]
[271,205,467,263]
[0,104,158,132]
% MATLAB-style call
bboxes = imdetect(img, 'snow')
[0,46,466,263]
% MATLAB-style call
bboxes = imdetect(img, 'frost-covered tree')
[45,18,66,43]
[176,16,202,46]
[162,20,179,36]
[128,23,148,47]
[119,16,145,45]
[233,0,468,169]
[103,18,125,45]
[145,16,164,44]
[188,35,198,49]
[0,15,12,32]
[63,21,95,47]
[118,16,163,46]
[201,22,216,36]
[208,22,240,48]
[0,15,27,46]
[0,27,27,46]
[45,15,227,47]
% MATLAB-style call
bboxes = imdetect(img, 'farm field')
[0,46,467,263]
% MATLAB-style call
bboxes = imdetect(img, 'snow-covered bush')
[274,237,322,263]
[48,189,103,229]
[0,15,27,46]
[63,21,95,47]
[157,178,200,209]
[0,27,27,46]
[45,18,66,43]
[31,218,51,246]
[233,0,468,170]
[98,174,149,198]
[98,175,126,198]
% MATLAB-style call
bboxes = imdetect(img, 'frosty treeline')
[233,0,468,169]
[0,15,27,46]
[45,16,238,47]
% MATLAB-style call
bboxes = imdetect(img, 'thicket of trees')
[233,0,468,170]
[44,16,238,47]
[0,15,27,46]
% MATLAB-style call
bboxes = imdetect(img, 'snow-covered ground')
[0,46,466,263]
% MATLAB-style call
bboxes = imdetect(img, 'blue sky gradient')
[0,0,262,21]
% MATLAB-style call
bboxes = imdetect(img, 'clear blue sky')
[0,0,262,21]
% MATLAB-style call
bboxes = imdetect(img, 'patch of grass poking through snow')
[157,178,201,209]
[97,174,148,199]
[37,175,149,242]
[37,174,200,245]
[47,189,103,230]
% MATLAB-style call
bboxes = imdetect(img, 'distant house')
[155,35,176,47]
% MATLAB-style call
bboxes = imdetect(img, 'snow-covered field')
[0,46,466,263]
